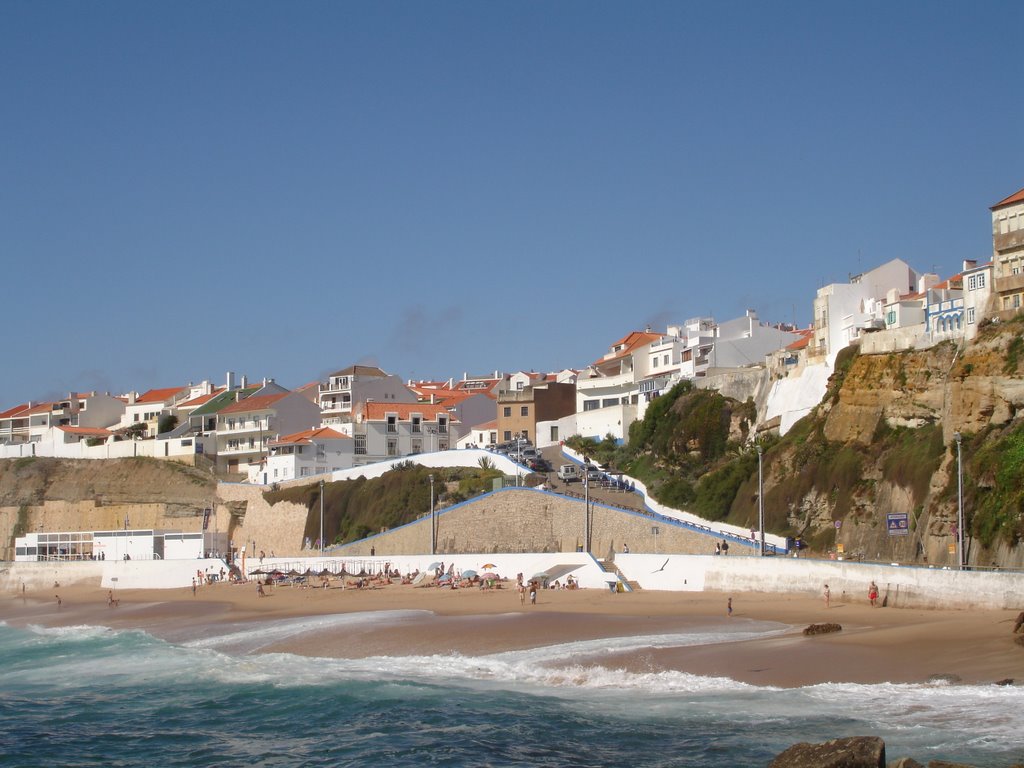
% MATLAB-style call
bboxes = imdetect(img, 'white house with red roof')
[352,402,457,462]
[117,386,192,437]
[248,426,354,484]
[0,392,125,448]
[457,419,498,449]
[215,384,321,474]
[318,364,416,423]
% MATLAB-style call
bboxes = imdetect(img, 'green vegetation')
[959,425,1024,548]
[1005,333,1024,374]
[264,464,503,545]
[158,414,179,434]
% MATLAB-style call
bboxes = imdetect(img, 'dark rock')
[803,622,843,636]
[926,673,962,684]
[993,678,1014,686]
[887,758,923,768]
[769,736,885,767]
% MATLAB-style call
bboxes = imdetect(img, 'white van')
[557,464,579,482]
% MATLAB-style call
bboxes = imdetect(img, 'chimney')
[240,375,248,388]
[963,259,977,271]
[226,371,235,390]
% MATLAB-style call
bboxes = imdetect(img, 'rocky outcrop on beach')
[769,736,885,767]
[770,736,1024,768]
[802,622,842,635]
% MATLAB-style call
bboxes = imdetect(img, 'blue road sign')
[886,513,910,535]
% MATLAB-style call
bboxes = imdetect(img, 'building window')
[411,416,421,433]
[386,439,398,456]
[386,415,397,433]
[886,310,896,326]
[503,431,512,441]
[503,406,511,417]
[438,419,448,434]
[967,307,976,324]
[354,436,366,455]
[1015,294,1021,310]
[520,406,528,417]
[583,400,599,411]
[411,439,422,453]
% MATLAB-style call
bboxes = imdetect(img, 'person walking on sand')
[518,581,526,605]
[192,577,197,596]
[727,597,733,617]
[823,583,831,608]
[868,581,879,607]
[529,581,537,605]
[55,594,61,607]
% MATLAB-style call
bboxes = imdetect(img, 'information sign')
[886,513,910,536]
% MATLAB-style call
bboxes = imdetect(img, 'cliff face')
[0,457,219,560]
[750,319,1024,569]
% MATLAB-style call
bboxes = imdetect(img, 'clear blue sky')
[2,2,1021,406]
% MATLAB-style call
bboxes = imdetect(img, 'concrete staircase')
[598,559,639,592]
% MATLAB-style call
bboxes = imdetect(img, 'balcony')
[994,272,1024,295]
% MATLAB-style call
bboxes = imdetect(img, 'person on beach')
[192,578,197,596]
[529,581,537,605]
[715,542,721,555]
[721,539,729,555]
[727,597,733,617]
[257,582,266,598]
[108,590,119,608]
[518,582,526,604]
[623,543,629,554]
[868,581,879,607]
[55,594,61,607]
[823,584,831,608]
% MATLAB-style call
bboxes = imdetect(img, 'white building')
[318,365,416,423]
[353,402,456,462]
[812,258,920,365]
[962,260,994,340]
[14,528,226,562]
[215,385,322,474]
[0,392,126,446]
[251,426,354,484]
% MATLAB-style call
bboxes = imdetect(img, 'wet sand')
[3,580,1022,688]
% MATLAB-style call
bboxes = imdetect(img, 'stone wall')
[332,488,722,558]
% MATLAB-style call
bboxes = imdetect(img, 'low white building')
[14,528,227,562]
[249,426,354,484]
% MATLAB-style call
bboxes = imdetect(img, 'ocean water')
[1,615,1022,768]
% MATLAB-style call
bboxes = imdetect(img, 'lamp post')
[756,443,765,557]
[429,473,435,555]
[954,431,964,570]
[584,470,590,553]
[319,479,325,559]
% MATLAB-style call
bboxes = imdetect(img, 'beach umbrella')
[531,572,549,580]
[427,562,442,571]
[480,563,497,570]
[480,572,498,580]
[318,568,332,577]
[287,569,301,576]
[461,569,478,578]
[250,567,267,575]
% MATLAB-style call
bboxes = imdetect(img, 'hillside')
[4,318,1024,567]
[582,316,1024,569]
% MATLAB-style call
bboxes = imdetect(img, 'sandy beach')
[3,579,1022,689]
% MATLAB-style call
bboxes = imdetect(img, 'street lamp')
[319,479,325,559]
[756,443,765,557]
[583,469,590,553]
[954,432,964,570]
[429,473,435,555]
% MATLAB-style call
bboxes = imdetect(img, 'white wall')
[763,361,830,435]
[613,553,1024,610]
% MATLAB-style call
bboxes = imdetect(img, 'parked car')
[557,464,580,482]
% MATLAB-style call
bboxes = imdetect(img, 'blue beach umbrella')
[461,569,478,578]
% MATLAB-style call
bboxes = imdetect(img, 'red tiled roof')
[361,402,455,422]
[474,419,498,430]
[269,427,349,446]
[219,392,289,415]
[135,386,187,404]
[24,402,56,415]
[594,330,662,366]
[0,403,32,419]
[992,187,1024,210]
